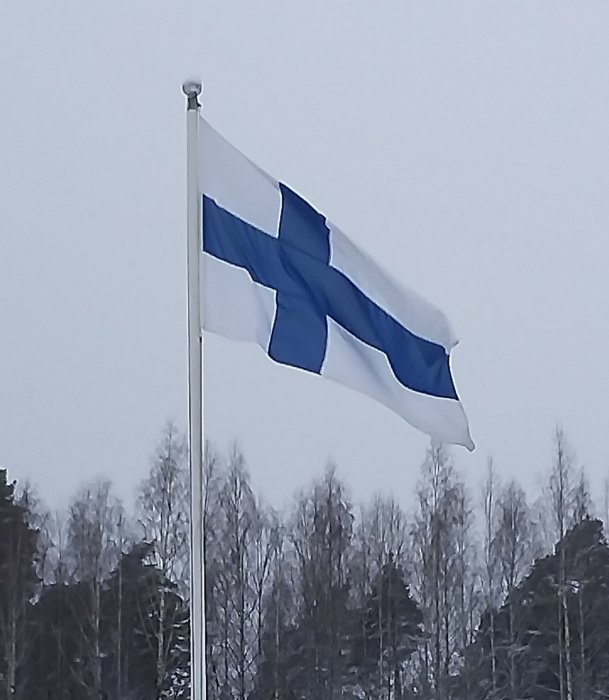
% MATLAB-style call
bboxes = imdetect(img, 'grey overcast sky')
[1,1,609,511]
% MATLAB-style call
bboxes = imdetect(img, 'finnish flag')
[200,119,474,450]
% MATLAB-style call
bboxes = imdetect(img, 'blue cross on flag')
[200,119,473,450]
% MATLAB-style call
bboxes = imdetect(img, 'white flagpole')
[182,78,207,700]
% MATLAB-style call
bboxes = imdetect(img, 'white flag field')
[199,119,473,451]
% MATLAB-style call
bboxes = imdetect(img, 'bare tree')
[411,444,464,700]
[453,479,478,697]
[207,445,260,700]
[200,441,224,697]
[290,466,354,699]
[353,494,409,695]
[547,427,575,700]
[480,458,500,698]
[366,496,409,575]
[571,468,592,524]
[495,479,535,700]
[250,505,278,665]
[66,479,124,699]
[252,519,295,700]
[139,423,189,586]
[137,423,190,698]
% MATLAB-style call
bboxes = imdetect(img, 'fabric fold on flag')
[199,118,474,451]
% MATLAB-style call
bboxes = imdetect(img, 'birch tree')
[66,479,123,699]
[480,459,500,698]
[547,428,575,700]
[137,423,190,696]
[352,496,410,696]
[289,466,354,699]
[411,445,463,699]
[495,479,534,700]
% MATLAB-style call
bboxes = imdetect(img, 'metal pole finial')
[182,78,203,110]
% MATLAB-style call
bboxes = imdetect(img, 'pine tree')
[469,518,609,700]
[0,469,39,700]
[102,542,190,699]
[352,557,423,699]
[23,581,87,700]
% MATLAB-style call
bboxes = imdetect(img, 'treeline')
[1,425,609,699]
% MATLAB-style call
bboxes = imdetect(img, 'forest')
[1,424,608,700]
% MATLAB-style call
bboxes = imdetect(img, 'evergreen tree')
[468,518,609,700]
[102,542,190,699]
[23,581,88,700]
[0,469,39,700]
[352,557,423,699]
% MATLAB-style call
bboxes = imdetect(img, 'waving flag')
[199,119,473,450]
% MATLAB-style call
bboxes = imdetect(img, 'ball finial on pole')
[182,78,202,110]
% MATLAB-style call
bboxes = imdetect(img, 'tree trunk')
[117,555,123,700]
[558,593,565,700]
[273,593,280,700]
[6,611,17,698]
[579,589,585,700]
[93,581,102,700]
[563,591,573,700]
[489,611,497,697]
[156,586,166,698]
[508,598,516,700]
